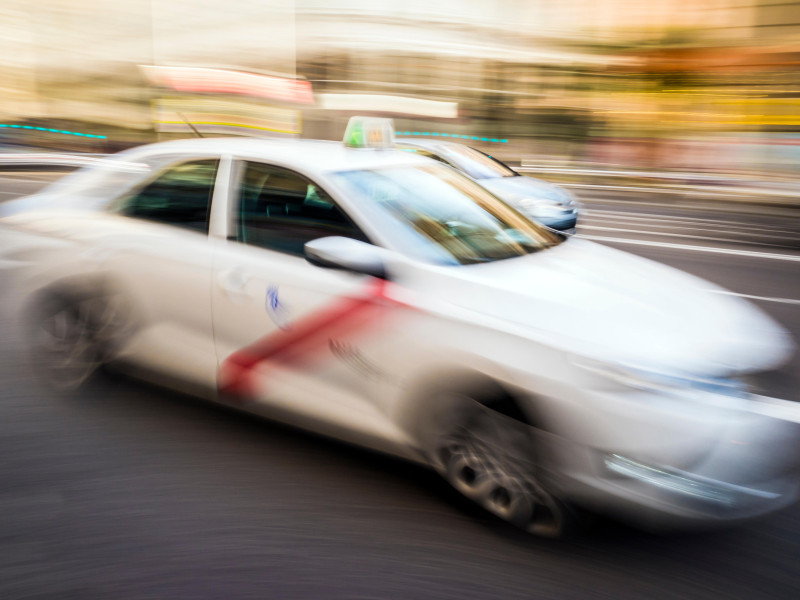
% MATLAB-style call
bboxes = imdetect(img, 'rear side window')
[113,159,219,233]
[235,161,367,256]
[45,151,187,210]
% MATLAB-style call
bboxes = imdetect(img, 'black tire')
[428,392,571,538]
[27,289,129,392]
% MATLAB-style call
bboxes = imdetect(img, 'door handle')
[218,269,252,302]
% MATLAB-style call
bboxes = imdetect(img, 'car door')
[211,160,400,442]
[97,156,224,396]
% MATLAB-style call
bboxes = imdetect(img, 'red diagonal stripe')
[219,278,398,398]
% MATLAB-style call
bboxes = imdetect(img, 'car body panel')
[2,135,797,530]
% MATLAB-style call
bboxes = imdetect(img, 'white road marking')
[584,208,755,226]
[748,395,800,423]
[564,183,689,195]
[584,209,798,235]
[579,224,789,247]
[577,234,800,261]
[709,290,800,305]
[581,221,792,240]
[567,182,759,199]
[567,182,789,199]
[518,165,723,180]
[577,196,798,217]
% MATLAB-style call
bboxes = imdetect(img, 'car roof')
[124,136,430,173]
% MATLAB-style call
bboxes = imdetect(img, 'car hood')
[411,239,793,375]
[480,176,575,207]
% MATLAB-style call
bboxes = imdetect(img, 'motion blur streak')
[2,1,800,599]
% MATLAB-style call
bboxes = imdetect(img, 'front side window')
[113,159,218,233]
[235,161,367,256]
[39,150,193,212]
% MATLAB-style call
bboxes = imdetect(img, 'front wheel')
[431,395,569,538]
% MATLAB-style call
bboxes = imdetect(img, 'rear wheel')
[29,291,128,392]
[431,394,568,538]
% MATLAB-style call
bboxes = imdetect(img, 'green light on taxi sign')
[343,116,395,149]
[345,126,364,148]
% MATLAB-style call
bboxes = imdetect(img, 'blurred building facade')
[1,0,800,172]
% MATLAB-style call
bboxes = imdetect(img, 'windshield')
[331,163,563,266]
[436,145,517,179]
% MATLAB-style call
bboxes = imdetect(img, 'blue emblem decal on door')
[265,285,291,330]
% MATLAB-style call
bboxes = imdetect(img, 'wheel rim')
[436,402,565,537]
[33,298,104,390]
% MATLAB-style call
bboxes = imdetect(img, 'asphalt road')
[2,171,800,600]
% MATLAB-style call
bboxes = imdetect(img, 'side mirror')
[304,237,389,279]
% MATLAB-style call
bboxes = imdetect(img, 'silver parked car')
[396,138,579,232]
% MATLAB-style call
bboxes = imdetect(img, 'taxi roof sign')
[343,116,395,149]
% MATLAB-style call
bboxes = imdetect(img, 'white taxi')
[1,118,797,537]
